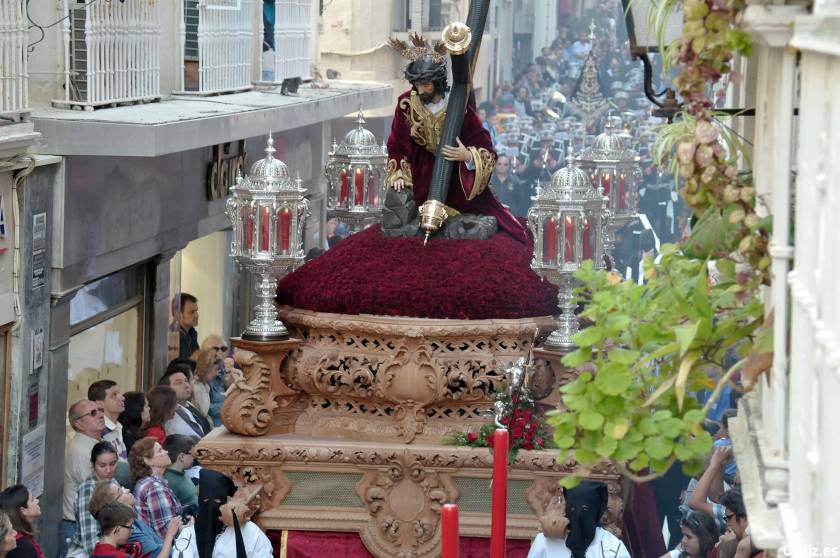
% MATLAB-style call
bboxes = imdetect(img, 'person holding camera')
[129,438,191,539]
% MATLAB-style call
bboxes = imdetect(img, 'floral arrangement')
[451,385,554,462]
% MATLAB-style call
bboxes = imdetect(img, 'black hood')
[195,469,236,558]
[564,481,608,558]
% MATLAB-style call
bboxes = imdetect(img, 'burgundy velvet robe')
[386,90,529,244]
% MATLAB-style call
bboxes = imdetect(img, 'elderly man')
[61,399,106,556]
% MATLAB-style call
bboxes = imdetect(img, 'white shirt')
[212,522,273,558]
[165,404,205,438]
[103,416,127,461]
[63,433,99,520]
[527,527,630,558]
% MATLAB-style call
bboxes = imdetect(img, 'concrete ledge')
[31,81,392,158]
[731,393,786,549]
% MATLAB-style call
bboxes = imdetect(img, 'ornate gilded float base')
[195,432,623,558]
[277,307,556,444]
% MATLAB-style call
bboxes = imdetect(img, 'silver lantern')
[324,108,388,233]
[226,134,310,341]
[528,146,609,350]
[577,116,641,256]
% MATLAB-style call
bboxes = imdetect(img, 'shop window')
[67,308,141,439]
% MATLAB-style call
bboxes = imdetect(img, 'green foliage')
[548,253,762,479]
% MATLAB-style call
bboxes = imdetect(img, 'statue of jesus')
[385,34,529,244]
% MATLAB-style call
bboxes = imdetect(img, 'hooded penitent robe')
[386,90,529,244]
[527,481,630,558]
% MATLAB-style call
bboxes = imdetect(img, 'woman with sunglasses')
[190,349,222,427]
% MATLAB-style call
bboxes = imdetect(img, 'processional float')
[197,3,625,557]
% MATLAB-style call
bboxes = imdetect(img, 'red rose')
[488,435,495,448]
[523,409,532,421]
[501,417,510,426]
[512,427,524,439]
[523,441,534,451]
[466,432,478,443]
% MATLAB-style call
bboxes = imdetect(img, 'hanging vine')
[552,0,773,487]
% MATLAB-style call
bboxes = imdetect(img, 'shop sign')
[207,140,246,201]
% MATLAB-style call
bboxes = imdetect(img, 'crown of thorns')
[387,33,448,64]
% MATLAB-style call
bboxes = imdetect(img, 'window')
[427,0,442,31]
[392,0,410,31]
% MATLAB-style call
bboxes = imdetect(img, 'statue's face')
[415,81,436,104]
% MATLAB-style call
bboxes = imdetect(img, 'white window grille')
[0,0,29,118]
[178,0,253,95]
[57,0,161,109]
[260,0,311,84]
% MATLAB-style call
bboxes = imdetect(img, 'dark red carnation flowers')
[276,226,558,320]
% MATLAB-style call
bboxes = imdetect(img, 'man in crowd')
[88,379,131,486]
[161,360,212,438]
[61,399,106,556]
[170,293,200,359]
[490,155,529,217]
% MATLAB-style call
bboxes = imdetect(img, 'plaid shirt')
[133,476,182,539]
[74,476,120,553]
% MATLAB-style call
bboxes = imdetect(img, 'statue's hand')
[442,137,472,163]
[392,178,407,192]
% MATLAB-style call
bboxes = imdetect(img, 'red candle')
[600,172,611,197]
[244,210,254,250]
[279,207,291,252]
[491,428,508,558]
[543,217,557,265]
[260,206,270,251]
[355,168,364,205]
[582,219,592,260]
[564,216,575,263]
[441,504,459,558]
[339,169,348,204]
[618,173,627,210]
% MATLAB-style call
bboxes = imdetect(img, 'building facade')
[1,1,391,555]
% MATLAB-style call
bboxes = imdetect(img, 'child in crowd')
[89,502,136,558]
[162,435,199,515]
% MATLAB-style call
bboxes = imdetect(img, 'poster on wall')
[0,193,7,254]
[31,212,46,290]
[21,425,45,498]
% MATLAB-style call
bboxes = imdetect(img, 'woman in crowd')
[143,387,177,445]
[661,511,720,558]
[88,480,182,558]
[130,438,183,539]
[119,392,151,453]
[0,486,43,558]
[190,348,221,426]
[0,511,17,558]
[67,441,122,556]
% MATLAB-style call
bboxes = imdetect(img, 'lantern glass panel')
[339,168,349,206]
[258,204,273,253]
[276,206,292,254]
[561,213,581,265]
[542,215,559,265]
[241,205,255,252]
[366,169,379,207]
[583,216,595,260]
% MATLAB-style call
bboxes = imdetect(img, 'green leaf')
[579,411,605,431]
[674,322,701,357]
[686,431,714,455]
[660,417,685,438]
[613,438,643,461]
[575,448,600,465]
[560,475,583,489]
[555,436,575,449]
[595,436,618,457]
[563,394,589,412]
[605,314,632,335]
[573,327,603,348]
[682,460,705,477]
[675,351,700,410]
[653,410,673,421]
[643,375,676,407]
[639,417,659,436]
[609,348,641,365]
[594,363,633,396]
[561,378,587,395]
[644,436,675,460]
[562,347,594,368]
[629,453,650,471]
[683,409,705,424]
[674,443,694,461]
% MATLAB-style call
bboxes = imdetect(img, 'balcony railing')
[178,0,253,95]
[0,0,29,117]
[58,0,161,109]
[260,0,312,84]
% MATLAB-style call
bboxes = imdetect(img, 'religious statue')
[383,33,529,244]
[527,481,630,558]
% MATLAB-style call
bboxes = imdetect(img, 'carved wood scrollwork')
[221,350,278,436]
[356,452,458,558]
[214,464,292,516]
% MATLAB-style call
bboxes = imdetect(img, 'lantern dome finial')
[249,133,291,187]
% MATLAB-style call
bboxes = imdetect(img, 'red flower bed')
[277,226,558,320]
